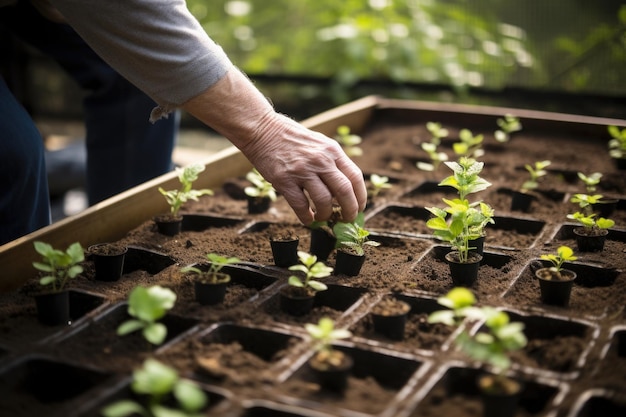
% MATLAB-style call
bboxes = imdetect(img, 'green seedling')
[453,129,484,158]
[180,253,241,284]
[368,173,392,198]
[32,241,84,292]
[417,142,449,171]
[244,168,277,201]
[494,114,522,143]
[577,172,603,194]
[439,157,492,201]
[288,251,333,292]
[158,163,213,218]
[305,316,352,368]
[117,285,177,346]
[335,125,363,158]
[426,121,449,145]
[568,193,615,233]
[608,125,626,160]
[332,212,380,256]
[521,160,551,193]
[540,245,577,276]
[101,358,208,417]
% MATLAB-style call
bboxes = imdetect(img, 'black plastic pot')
[153,214,183,236]
[269,237,299,267]
[309,228,336,261]
[89,243,127,282]
[478,374,523,417]
[309,352,353,393]
[510,191,535,212]
[371,298,411,341]
[195,279,229,306]
[536,268,577,307]
[334,250,366,277]
[247,196,272,214]
[34,290,70,326]
[445,251,483,287]
[573,227,609,252]
[469,236,485,256]
[279,286,316,316]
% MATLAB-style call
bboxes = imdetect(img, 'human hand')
[239,113,367,225]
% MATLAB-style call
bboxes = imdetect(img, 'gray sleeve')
[51,0,234,112]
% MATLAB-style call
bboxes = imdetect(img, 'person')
[0,0,179,245]
[0,0,367,246]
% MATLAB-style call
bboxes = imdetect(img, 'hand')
[240,113,367,225]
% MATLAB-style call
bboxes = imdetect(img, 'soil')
[1,112,626,417]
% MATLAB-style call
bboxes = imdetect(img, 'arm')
[50,0,366,224]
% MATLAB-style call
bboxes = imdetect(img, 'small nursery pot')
[195,277,230,306]
[510,191,535,213]
[309,351,353,393]
[35,290,70,326]
[445,251,482,287]
[371,297,411,341]
[478,374,523,417]
[573,227,609,252]
[309,228,336,261]
[469,236,485,256]
[535,267,577,307]
[88,243,127,282]
[334,249,366,277]
[247,196,272,214]
[279,286,316,316]
[269,237,299,267]
[153,214,183,236]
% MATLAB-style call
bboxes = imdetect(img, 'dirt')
[1,113,626,417]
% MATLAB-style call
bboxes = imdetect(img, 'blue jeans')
[0,1,178,245]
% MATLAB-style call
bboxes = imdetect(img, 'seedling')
[158,163,213,218]
[577,172,602,194]
[368,173,392,198]
[288,251,333,292]
[494,114,522,143]
[439,157,492,200]
[305,317,352,367]
[417,142,449,171]
[332,212,380,256]
[335,125,363,158]
[453,129,484,158]
[540,246,577,279]
[101,358,207,417]
[32,241,84,292]
[608,125,626,160]
[180,253,241,284]
[426,121,449,145]
[244,168,277,201]
[428,287,527,376]
[117,285,177,346]
[520,160,551,193]
[568,193,615,233]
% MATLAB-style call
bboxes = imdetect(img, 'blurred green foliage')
[187,0,626,102]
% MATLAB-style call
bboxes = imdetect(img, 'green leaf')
[144,322,168,345]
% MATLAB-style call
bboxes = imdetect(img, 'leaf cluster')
[608,125,626,159]
[332,212,380,256]
[367,173,392,198]
[568,193,615,231]
[540,245,577,273]
[158,163,213,217]
[494,114,522,143]
[180,253,240,283]
[288,251,332,292]
[417,121,449,172]
[32,241,84,292]
[428,288,527,375]
[521,160,550,192]
[305,317,352,354]
[117,285,177,346]
[101,358,207,417]
[335,125,363,158]
[453,129,484,158]
[244,168,277,201]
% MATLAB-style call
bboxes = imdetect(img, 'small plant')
[288,251,333,293]
[367,173,392,198]
[180,253,241,284]
[520,160,551,193]
[438,157,492,200]
[568,193,615,234]
[417,121,450,171]
[32,241,84,292]
[158,163,213,218]
[335,125,363,158]
[453,129,484,158]
[426,121,449,145]
[577,172,603,194]
[428,287,527,385]
[494,114,522,143]
[117,285,177,346]
[305,317,352,368]
[332,212,380,256]
[101,358,207,417]
[539,245,577,280]
[244,168,277,201]
[608,125,626,160]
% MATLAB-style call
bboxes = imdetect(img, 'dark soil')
[1,110,626,417]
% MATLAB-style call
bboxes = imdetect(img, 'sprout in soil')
[244,168,277,201]
[453,128,485,159]
[520,160,551,193]
[101,358,207,417]
[180,253,241,284]
[368,173,392,198]
[288,251,333,293]
[568,193,615,234]
[158,163,213,218]
[494,114,522,143]
[335,125,363,158]
[608,125,626,161]
[32,241,84,293]
[305,316,352,369]
[577,172,603,194]
[540,245,577,278]
[117,285,177,346]
[332,212,381,256]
